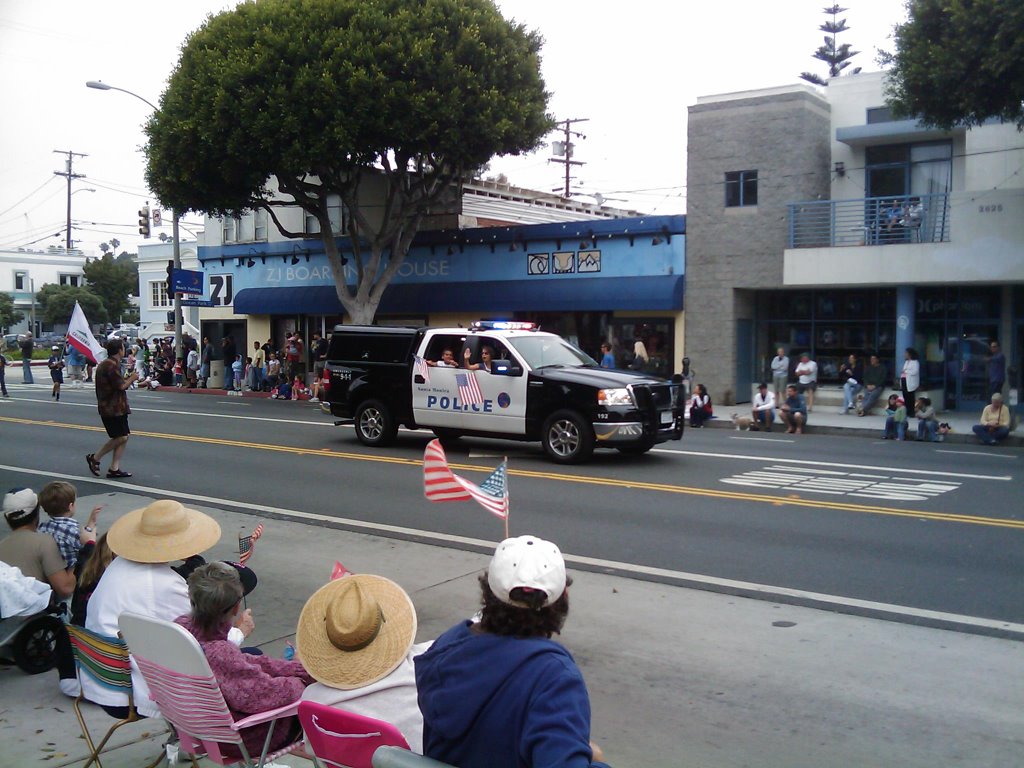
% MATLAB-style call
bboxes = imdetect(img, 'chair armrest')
[231,698,301,731]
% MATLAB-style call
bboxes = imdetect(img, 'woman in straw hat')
[415,535,611,768]
[296,574,429,752]
[83,499,225,718]
[178,562,313,759]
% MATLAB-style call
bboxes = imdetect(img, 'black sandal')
[86,454,100,477]
[106,469,133,479]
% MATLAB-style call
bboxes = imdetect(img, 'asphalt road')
[2,384,1022,630]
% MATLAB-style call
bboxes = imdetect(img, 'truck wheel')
[354,399,398,447]
[542,410,594,464]
[13,615,61,675]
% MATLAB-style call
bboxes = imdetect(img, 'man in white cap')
[0,488,75,599]
[83,499,242,717]
[415,535,611,768]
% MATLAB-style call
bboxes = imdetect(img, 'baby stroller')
[0,563,63,674]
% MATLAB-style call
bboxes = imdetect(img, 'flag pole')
[504,455,509,539]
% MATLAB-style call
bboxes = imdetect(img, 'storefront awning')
[233,275,684,316]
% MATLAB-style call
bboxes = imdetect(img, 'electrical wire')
[0,176,60,218]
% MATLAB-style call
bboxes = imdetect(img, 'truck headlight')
[597,388,635,407]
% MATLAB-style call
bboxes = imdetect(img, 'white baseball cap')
[2,488,39,524]
[487,535,566,607]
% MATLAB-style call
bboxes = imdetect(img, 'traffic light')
[138,205,151,238]
[165,260,174,296]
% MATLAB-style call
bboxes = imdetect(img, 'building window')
[222,217,236,243]
[725,170,758,207]
[866,106,895,124]
[304,195,349,236]
[254,209,268,241]
[150,280,171,309]
[236,214,254,242]
[14,271,27,291]
[59,274,81,287]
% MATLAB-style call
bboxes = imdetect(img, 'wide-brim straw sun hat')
[107,499,221,563]
[296,574,416,690]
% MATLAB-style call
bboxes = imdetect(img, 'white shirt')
[753,390,776,411]
[901,359,920,391]
[796,360,818,385]
[84,557,191,716]
[301,641,432,753]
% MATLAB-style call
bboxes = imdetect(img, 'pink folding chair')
[118,611,310,768]
[298,700,410,768]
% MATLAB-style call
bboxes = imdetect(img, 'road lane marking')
[2,416,1023,531]
[1,461,1022,639]
[653,447,1012,481]
[722,465,960,502]
[936,449,1016,459]
[728,436,795,443]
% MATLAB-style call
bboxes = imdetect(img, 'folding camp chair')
[65,624,163,768]
[298,700,410,768]
[118,611,309,768]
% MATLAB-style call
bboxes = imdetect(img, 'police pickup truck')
[321,321,682,464]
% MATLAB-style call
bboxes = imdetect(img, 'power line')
[0,176,60,218]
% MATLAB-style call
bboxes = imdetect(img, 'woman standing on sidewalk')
[900,348,920,418]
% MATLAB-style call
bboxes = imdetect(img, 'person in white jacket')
[751,382,776,431]
[900,347,921,418]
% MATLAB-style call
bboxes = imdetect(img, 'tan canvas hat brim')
[107,500,221,563]
[296,574,417,690]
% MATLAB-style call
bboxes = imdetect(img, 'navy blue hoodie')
[415,620,611,768]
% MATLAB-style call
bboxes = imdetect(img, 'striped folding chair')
[65,625,163,768]
[298,700,410,768]
[119,611,310,768]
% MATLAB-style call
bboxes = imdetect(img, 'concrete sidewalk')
[1,492,1022,767]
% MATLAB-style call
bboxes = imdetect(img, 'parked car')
[34,332,67,350]
[3,334,19,351]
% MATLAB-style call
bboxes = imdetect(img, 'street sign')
[171,268,204,295]
[179,298,215,307]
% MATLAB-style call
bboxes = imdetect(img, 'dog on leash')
[731,413,752,431]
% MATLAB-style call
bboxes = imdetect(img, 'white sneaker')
[309,397,319,403]
[60,678,81,698]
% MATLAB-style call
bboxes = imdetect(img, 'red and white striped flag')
[455,371,484,406]
[413,355,430,383]
[238,523,264,565]
[423,439,508,519]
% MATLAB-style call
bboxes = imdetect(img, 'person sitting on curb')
[883,395,907,441]
[751,382,775,431]
[972,393,1011,446]
[778,384,807,435]
[0,488,75,600]
[298,572,430,752]
[857,354,887,416]
[416,535,612,768]
[915,397,939,442]
[689,383,712,428]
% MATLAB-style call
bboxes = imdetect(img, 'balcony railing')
[787,193,950,249]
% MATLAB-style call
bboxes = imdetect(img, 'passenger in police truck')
[464,345,495,372]
[427,349,458,368]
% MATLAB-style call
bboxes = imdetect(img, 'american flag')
[238,523,264,565]
[423,439,508,519]
[455,371,484,406]
[413,355,430,383]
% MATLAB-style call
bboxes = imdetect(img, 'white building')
[0,246,87,334]
[136,239,202,340]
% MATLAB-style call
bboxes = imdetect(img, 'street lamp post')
[85,80,184,361]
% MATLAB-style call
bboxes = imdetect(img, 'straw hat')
[107,499,221,563]
[296,574,416,690]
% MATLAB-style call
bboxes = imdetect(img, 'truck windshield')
[507,336,597,369]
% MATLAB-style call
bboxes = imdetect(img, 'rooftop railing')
[787,193,949,249]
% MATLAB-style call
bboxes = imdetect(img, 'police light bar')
[471,320,537,331]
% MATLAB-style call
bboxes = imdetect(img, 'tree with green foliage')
[145,0,552,324]
[800,4,862,86]
[82,253,136,322]
[0,292,24,330]
[882,0,1024,129]
[37,284,106,326]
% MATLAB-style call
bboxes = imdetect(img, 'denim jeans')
[860,386,883,414]
[972,424,1009,445]
[917,419,938,442]
[842,380,862,411]
[22,358,33,384]
[753,409,774,429]
[884,418,907,440]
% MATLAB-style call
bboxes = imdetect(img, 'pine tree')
[800,4,863,86]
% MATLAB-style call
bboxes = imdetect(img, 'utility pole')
[549,118,588,197]
[53,149,88,251]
